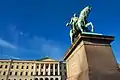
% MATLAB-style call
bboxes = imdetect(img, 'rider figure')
[66,13,79,43]
[66,13,79,33]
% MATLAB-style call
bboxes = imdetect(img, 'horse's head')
[85,6,92,14]
[88,5,92,10]
[80,6,92,19]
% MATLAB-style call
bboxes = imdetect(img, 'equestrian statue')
[66,6,94,44]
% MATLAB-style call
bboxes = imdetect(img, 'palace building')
[0,57,67,80]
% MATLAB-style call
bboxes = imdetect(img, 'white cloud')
[26,36,67,60]
[0,24,68,60]
[0,35,67,60]
[9,56,20,60]
[41,40,64,59]
[0,39,17,49]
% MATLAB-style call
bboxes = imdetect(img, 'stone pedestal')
[64,34,120,80]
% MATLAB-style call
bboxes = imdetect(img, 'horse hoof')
[91,29,94,32]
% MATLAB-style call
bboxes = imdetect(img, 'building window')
[11,65,13,69]
[60,72,62,75]
[5,65,8,68]
[25,79,27,80]
[64,66,66,69]
[26,66,28,69]
[3,71,6,75]
[40,78,43,80]
[31,66,33,69]
[0,65,2,68]
[45,78,49,80]
[30,79,32,80]
[16,65,19,69]
[50,78,54,80]
[45,72,48,75]
[21,66,24,69]
[31,72,33,75]
[50,78,53,80]
[55,78,58,80]
[15,72,17,75]
[41,72,43,75]
[20,72,23,76]
[50,64,53,69]
[10,72,12,75]
[55,72,58,75]
[35,78,38,80]
[60,66,61,69]
[26,72,28,76]
[37,65,39,69]
[55,64,58,69]
[50,72,53,75]
[36,72,38,75]
[46,64,49,69]
[14,79,16,80]
[20,79,21,80]
[41,64,44,69]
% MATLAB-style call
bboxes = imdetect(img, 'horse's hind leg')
[85,22,94,32]
[90,22,94,32]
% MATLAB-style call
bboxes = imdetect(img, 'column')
[58,63,60,75]
[39,64,41,75]
[33,61,36,75]
[43,64,45,75]
[48,64,50,75]
[53,64,55,75]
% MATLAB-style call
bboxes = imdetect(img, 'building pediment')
[37,57,57,61]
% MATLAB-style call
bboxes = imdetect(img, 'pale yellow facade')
[0,58,66,80]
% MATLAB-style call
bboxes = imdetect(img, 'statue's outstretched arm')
[66,18,72,27]
[66,23,69,27]
[69,18,73,24]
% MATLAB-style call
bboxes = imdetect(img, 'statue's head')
[73,13,77,17]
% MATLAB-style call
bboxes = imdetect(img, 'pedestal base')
[64,34,120,80]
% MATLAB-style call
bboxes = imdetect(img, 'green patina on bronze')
[66,6,96,44]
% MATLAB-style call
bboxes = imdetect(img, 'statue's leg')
[72,23,75,31]
[85,22,94,32]
[70,30,73,44]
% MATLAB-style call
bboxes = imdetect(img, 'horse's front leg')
[85,22,94,32]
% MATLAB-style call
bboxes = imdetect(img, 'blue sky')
[0,0,119,62]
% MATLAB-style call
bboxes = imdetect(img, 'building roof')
[0,56,59,62]
[36,56,58,62]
